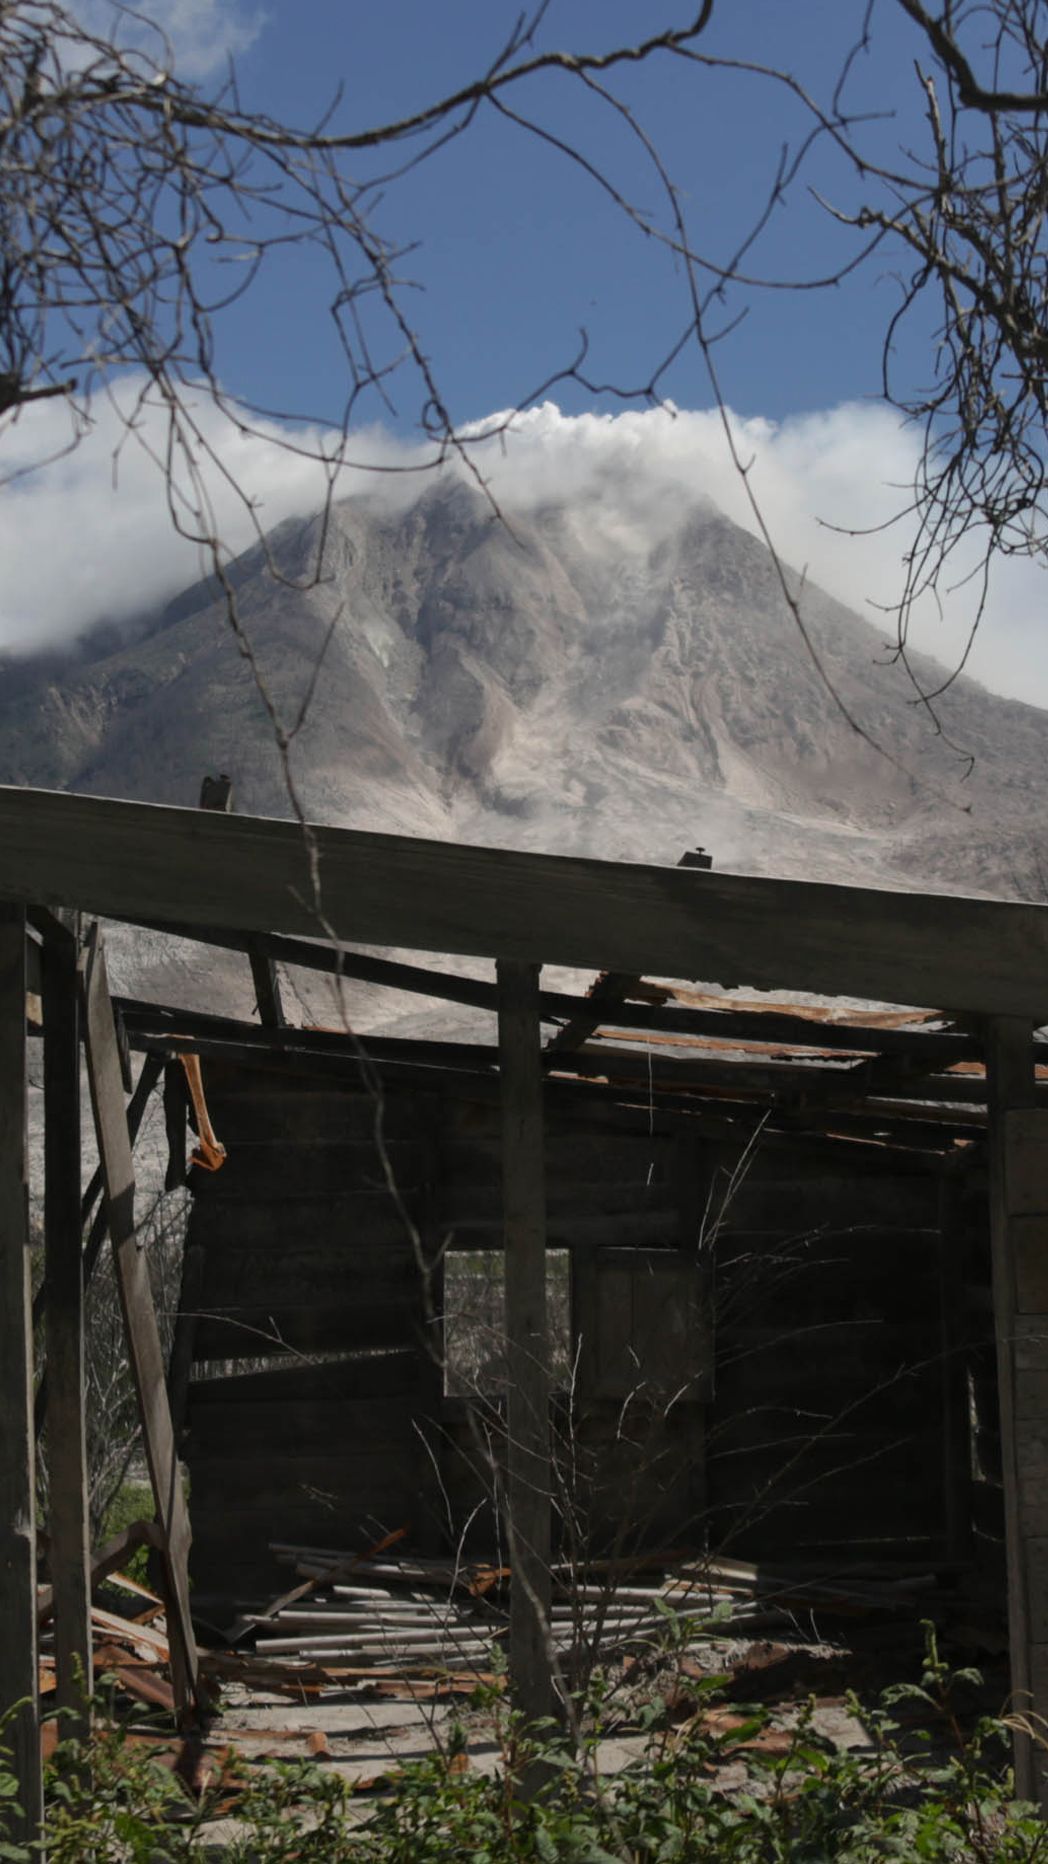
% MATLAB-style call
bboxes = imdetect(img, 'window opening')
[443,1249,571,1398]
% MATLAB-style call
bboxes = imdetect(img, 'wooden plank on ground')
[0,786,1048,1015]
[0,905,41,1842]
[41,915,93,1731]
[498,960,554,1739]
[80,923,199,1713]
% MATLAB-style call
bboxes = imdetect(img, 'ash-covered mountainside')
[1,475,1046,899]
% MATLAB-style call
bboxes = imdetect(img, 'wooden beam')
[198,776,285,1027]
[113,998,1003,1130]
[0,905,41,1843]
[116,916,995,1061]
[498,960,554,1738]
[41,917,92,1733]
[78,1056,165,1293]
[119,914,503,1016]
[248,949,285,1028]
[937,1164,972,1567]
[37,1519,164,1625]
[33,1053,165,1438]
[80,924,199,1713]
[0,786,1047,1015]
[546,970,641,1055]
[546,855,707,1054]
[985,1019,1045,1806]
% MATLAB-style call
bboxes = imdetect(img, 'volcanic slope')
[1,475,1045,913]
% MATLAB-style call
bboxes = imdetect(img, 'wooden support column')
[80,924,199,1713]
[0,905,41,1842]
[986,1017,1048,1806]
[497,959,554,1733]
[41,914,93,1731]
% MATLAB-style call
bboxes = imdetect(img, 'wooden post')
[41,914,93,1732]
[497,959,554,1734]
[986,1017,1048,1806]
[80,923,199,1713]
[0,904,41,1842]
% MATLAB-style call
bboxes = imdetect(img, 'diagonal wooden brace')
[80,922,200,1716]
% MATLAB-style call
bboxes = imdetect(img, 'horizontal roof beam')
[115,996,1008,1127]
[111,914,984,1060]
[1,786,1047,1017]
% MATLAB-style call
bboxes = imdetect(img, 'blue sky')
[216,0,932,434]
[4,1,1043,704]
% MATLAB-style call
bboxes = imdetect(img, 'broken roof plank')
[111,916,985,1059]
[114,998,997,1136]
[2,785,1048,1017]
[113,996,1005,1103]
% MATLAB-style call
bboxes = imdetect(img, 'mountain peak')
[0,484,1044,902]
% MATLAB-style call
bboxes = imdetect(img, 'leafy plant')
[3,1626,1047,1861]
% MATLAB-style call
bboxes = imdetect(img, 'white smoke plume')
[0,379,1042,704]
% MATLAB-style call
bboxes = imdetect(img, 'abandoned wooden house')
[4,780,1048,1835]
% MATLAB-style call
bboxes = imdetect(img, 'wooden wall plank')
[1,785,1048,1015]
[1005,1114,1048,1214]
[41,918,93,1731]
[582,1250,713,1403]
[937,1166,973,1562]
[986,1020,1044,1806]
[1013,1217,1048,1314]
[498,960,554,1736]
[187,1348,419,1408]
[191,1308,417,1362]
[0,906,41,1844]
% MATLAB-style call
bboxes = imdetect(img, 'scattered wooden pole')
[497,959,554,1736]
[0,904,41,1841]
[41,913,93,1732]
[985,1016,1048,1806]
[80,922,200,1713]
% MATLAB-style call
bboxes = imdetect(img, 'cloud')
[0,383,351,651]
[68,0,265,80]
[0,378,1043,705]
[460,401,1047,706]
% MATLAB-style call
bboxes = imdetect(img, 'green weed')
[1,1628,1046,1860]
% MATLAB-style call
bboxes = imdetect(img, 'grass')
[99,1480,156,1587]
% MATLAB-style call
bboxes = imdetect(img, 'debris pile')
[208,1542,972,1692]
[37,1568,177,1716]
